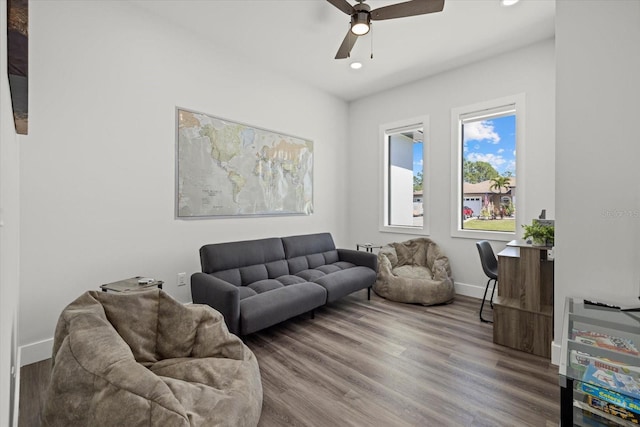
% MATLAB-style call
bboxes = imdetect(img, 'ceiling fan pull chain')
[348,21,352,58]
[370,23,374,59]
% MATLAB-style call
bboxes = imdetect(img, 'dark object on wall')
[7,0,28,134]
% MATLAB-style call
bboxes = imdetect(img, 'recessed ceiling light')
[501,0,520,6]
[350,62,363,70]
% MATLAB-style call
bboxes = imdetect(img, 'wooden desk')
[494,240,553,358]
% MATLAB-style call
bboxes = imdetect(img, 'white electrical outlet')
[177,272,187,287]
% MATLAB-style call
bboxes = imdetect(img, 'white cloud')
[504,160,516,174]
[467,152,506,170]
[497,148,504,154]
[464,120,500,144]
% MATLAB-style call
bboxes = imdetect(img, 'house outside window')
[380,116,429,235]
[450,94,525,241]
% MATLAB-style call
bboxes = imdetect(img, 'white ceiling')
[130,0,555,101]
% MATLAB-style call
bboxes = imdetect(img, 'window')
[380,117,429,235]
[451,94,525,240]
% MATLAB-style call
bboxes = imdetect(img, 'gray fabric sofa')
[191,232,377,335]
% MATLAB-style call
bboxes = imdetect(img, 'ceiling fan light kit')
[351,12,371,35]
[328,0,445,59]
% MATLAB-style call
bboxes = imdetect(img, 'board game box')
[572,329,640,356]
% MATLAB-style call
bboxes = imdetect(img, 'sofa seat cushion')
[295,269,325,281]
[239,274,315,300]
[275,275,307,286]
[313,266,377,303]
[239,282,327,335]
[247,279,284,294]
[333,261,356,270]
[314,264,342,275]
[295,261,358,281]
[238,287,258,300]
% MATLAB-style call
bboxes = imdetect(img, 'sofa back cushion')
[282,233,335,258]
[200,237,285,273]
[282,233,340,274]
[200,237,289,286]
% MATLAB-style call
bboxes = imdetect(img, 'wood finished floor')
[19,294,560,427]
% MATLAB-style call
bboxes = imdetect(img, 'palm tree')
[489,176,511,218]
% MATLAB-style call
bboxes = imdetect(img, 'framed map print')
[176,108,314,218]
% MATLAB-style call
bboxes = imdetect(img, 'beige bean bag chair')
[42,289,262,427]
[374,238,455,305]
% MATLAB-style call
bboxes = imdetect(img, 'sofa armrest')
[191,273,241,335]
[337,248,378,272]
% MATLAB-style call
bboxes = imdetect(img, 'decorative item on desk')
[522,218,554,246]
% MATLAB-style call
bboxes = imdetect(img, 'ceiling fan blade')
[371,0,444,21]
[326,0,355,16]
[335,30,359,59]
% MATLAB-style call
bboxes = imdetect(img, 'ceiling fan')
[327,0,445,59]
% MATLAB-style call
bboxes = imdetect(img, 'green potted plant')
[522,221,555,246]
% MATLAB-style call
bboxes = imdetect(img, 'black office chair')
[476,240,498,323]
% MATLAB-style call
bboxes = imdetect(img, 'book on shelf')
[577,399,639,427]
[572,329,640,356]
[583,361,640,401]
[583,394,640,424]
[579,382,640,416]
[572,350,640,379]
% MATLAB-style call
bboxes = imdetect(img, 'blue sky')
[411,115,515,178]
[462,115,516,176]
[413,142,423,176]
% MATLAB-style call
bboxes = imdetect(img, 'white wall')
[0,0,21,422]
[19,1,349,363]
[555,1,640,341]
[347,39,556,298]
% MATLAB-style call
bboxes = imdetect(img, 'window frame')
[379,115,430,236]
[450,94,526,241]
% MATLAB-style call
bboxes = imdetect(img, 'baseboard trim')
[551,341,561,366]
[19,338,53,366]
[454,281,489,300]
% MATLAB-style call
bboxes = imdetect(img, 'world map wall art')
[176,108,314,218]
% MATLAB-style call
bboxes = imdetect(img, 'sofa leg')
[367,287,371,300]
[310,310,315,319]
